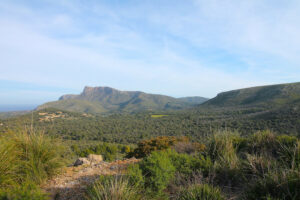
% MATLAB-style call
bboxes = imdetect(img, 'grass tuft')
[86,175,142,200]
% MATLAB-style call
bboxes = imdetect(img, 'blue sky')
[0,0,300,106]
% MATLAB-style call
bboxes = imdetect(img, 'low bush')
[127,164,144,188]
[169,151,212,177]
[127,136,191,158]
[176,184,225,200]
[128,150,175,196]
[140,150,176,194]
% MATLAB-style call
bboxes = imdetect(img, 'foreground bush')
[10,130,65,184]
[176,184,225,200]
[128,150,176,197]
[86,175,142,200]
[244,169,300,200]
[0,129,65,199]
[0,139,18,187]
[206,132,244,188]
[206,132,239,165]
[169,151,212,177]
[0,182,47,200]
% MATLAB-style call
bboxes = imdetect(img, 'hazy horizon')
[0,104,37,112]
[1,0,300,105]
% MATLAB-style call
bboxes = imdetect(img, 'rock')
[73,158,91,166]
[87,154,103,163]
[110,165,119,170]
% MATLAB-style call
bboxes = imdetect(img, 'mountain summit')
[37,86,208,114]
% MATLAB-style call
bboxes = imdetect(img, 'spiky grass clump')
[244,169,300,200]
[248,130,278,156]
[86,175,142,200]
[0,129,65,199]
[277,140,300,169]
[0,138,19,188]
[207,132,239,167]
[176,184,225,200]
[206,132,244,188]
[243,154,277,178]
[10,130,65,184]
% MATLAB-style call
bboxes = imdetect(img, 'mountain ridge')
[38,86,208,114]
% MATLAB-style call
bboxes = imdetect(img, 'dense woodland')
[1,104,299,144]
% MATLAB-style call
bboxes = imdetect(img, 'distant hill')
[37,86,208,114]
[201,82,300,108]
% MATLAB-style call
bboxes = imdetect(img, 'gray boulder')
[73,157,91,166]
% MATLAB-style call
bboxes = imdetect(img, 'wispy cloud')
[0,0,299,104]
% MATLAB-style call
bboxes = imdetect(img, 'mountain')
[201,82,300,108]
[37,86,208,114]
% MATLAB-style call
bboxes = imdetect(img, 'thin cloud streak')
[0,0,299,104]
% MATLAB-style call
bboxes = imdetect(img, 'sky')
[0,0,300,107]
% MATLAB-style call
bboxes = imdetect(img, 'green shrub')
[169,151,212,177]
[127,164,144,187]
[86,175,142,200]
[139,150,176,194]
[169,152,197,176]
[0,181,48,200]
[176,184,225,200]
